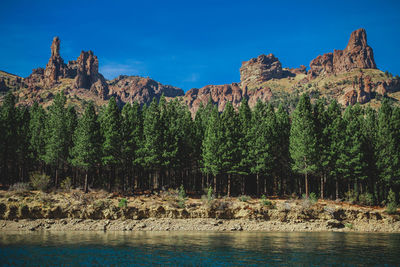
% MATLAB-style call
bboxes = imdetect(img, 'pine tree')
[237,98,252,194]
[43,91,68,187]
[100,96,122,191]
[121,101,143,191]
[324,100,343,199]
[248,100,271,195]
[0,92,18,184]
[71,102,101,192]
[202,105,223,194]
[274,104,291,196]
[376,99,396,199]
[29,102,47,167]
[142,98,163,189]
[220,102,241,196]
[16,106,31,182]
[289,94,318,198]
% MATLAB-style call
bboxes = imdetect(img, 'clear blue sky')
[0,0,399,91]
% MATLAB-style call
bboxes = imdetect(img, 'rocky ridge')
[1,29,399,111]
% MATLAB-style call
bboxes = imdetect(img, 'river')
[1,231,399,266]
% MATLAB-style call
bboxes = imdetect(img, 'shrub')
[301,192,317,204]
[386,190,398,215]
[207,186,214,202]
[358,193,374,206]
[177,185,187,208]
[118,198,128,208]
[345,223,354,229]
[309,192,318,203]
[238,195,250,202]
[178,184,186,200]
[260,195,275,208]
[30,172,51,192]
[9,182,31,193]
[345,190,357,204]
[60,177,72,191]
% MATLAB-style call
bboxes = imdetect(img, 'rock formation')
[108,75,184,105]
[24,37,109,99]
[240,54,284,88]
[68,51,109,99]
[183,83,245,113]
[308,28,377,79]
[44,37,68,86]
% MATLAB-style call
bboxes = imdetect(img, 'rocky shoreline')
[1,217,399,233]
[0,190,399,233]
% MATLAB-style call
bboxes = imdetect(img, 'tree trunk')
[336,179,339,200]
[84,171,88,193]
[305,171,309,198]
[321,174,324,199]
[55,168,58,188]
[256,173,260,196]
[213,175,217,195]
[227,174,231,197]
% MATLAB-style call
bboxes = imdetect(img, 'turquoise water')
[0,231,399,266]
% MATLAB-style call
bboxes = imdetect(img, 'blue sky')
[0,0,399,91]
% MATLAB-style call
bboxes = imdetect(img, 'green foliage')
[309,192,318,203]
[30,172,51,191]
[9,183,31,193]
[386,189,398,214]
[345,190,358,204]
[178,184,186,200]
[302,192,317,203]
[290,94,318,197]
[238,195,250,202]
[207,186,214,202]
[60,177,72,191]
[118,198,128,208]
[345,223,354,229]
[358,193,374,206]
[260,195,274,208]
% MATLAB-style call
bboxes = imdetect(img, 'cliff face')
[240,54,285,89]
[308,28,376,79]
[3,29,400,111]
[108,75,184,105]
[24,37,109,99]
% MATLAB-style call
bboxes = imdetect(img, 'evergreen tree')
[376,99,396,199]
[289,94,318,198]
[16,106,31,182]
[274,104,291,196]
[0,92,18,184]
[142,98,163,189]
[202,105,223,194]
[29,102,47,167]
[71,102,101,192]
[43,91,68,187]
[121,101,143,191]
[248,100,271,195]
[100,96,122,191]
[237,98,252,194]
[220,102,241,196]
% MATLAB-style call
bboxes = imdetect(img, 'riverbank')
[0,190,399,232]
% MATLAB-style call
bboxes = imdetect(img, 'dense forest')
[0,91,399,205]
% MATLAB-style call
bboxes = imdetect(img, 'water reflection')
[0,231,399,266]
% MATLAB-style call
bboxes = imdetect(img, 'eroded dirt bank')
[0,190,399,232]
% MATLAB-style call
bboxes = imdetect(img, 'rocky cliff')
[308,28,376,79]
[2,29,399,111]
[108,75,184,104]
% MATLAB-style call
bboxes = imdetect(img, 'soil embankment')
[0,190,399,232]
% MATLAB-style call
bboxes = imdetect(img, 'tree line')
[0,91,399,205]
